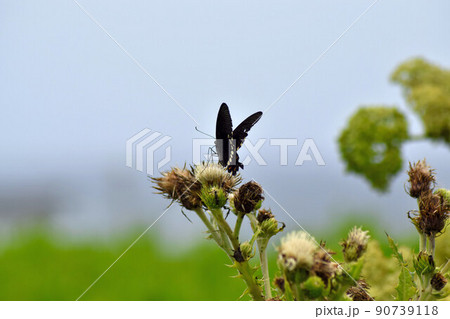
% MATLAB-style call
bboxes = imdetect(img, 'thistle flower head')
[406,161,449,235]
[411,191,450,236]
[278,231,317,271]
[152,166,202,210]
[311,246,338,285]
[431,272,447,291]
[347,279,372,301]
[341,226,370,262]
[407,160,435,198]
[256,209,283,238]
[193,162,240,192]
[233,181,264,214]
[413,251,435,275]
[257,208,274,224]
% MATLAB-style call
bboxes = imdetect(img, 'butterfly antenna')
[195,126,214,139]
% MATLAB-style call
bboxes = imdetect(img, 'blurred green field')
[0,217,421,301]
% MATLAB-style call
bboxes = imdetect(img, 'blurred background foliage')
[338,57,450,192]
[0,217,438,301]
[339,107,409,191]
[0,226,244,300]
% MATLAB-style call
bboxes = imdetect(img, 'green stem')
[291,282,301,301]
[210,209,263,301]
[194,208,221,245]
[419,233,426,252]
[244,212,272,299]
[249,229,262,247]
[211,208,240,251]
[418,279,433,301]
[194,208,232,255]
[429,234,436,259]
[236,261,264,301]
[218,227,233,256]
[258,238,272,300]
[248,212,273,299]
[234,212,244,240]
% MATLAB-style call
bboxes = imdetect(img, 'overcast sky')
[1,0,449,241]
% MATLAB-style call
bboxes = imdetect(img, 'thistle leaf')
[396,267,417,301]
[387,234,417,300]
[387,233,406,266]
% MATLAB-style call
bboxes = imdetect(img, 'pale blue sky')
[1,0,449,240]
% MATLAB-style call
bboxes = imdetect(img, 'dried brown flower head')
[233,181,264,214]
[411,191,450,236]
[347,279,372,301]
[257,208,274,224]
[274,277,285,293]
[407,160,435,198]
[152,166,202,210]
[311,245,338,286]
[430,272,447,291]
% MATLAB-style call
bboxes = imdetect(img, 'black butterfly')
[215,103,263,175]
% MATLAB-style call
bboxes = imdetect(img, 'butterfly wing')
[215,103,233,167]
[225,111,262,174]
[232,111,263,150]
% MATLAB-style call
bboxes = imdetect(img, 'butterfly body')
[215,103,262,175]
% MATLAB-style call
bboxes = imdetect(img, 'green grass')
[0,218,418,301]
[0,228,248,300]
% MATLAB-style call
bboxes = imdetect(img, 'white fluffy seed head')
[278,231,317,271]
[341,226,370,262]
[194,163,240,191]
[347,226,370,248]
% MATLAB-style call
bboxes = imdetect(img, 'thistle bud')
[260,218,280,237]
[413,251,435,275]
[341,227,370,262]
[303,276,325,299]
[199,186,228,209]
[233,181,264,214]
[257,208,274,224]
[256,209,282,237]
[407,160,435,198]
[430,272,447,291]
[239,241,254,261]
